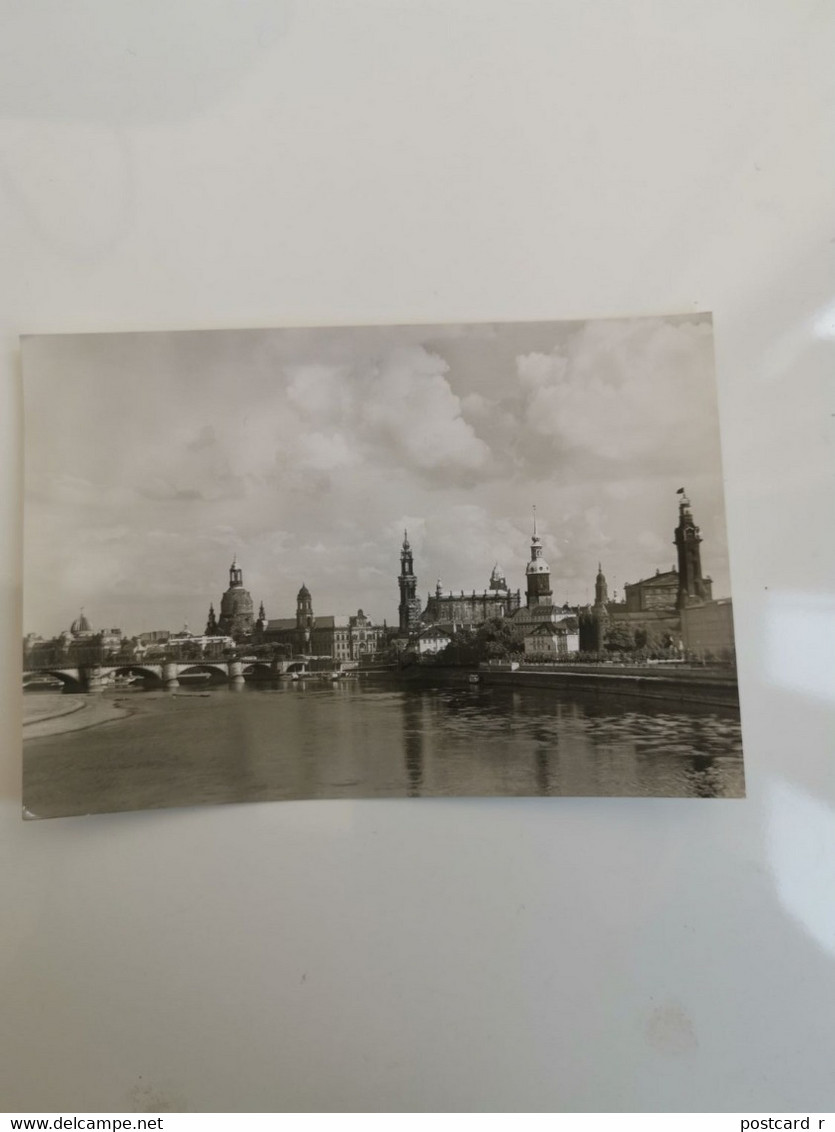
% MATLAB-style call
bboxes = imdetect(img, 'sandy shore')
[23,693,131,740]
[23,694,85,725]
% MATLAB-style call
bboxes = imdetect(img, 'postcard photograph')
[22,315,743,818]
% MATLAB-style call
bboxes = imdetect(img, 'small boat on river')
[23,674,63,691]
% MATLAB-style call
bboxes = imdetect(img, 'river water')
[23,677,744,818]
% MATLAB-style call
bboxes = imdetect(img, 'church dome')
[298,583,311,598]
[70,612,91,635]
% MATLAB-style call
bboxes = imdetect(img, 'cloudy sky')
[23,314,730,638]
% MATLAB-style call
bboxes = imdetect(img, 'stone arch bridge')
[23,657,311,692]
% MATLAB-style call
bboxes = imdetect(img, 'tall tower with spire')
[205,603,218,635]
[296,583,314,651]
[398,531,422,634]
[594,563,608,607]
[674,490,711,608]
[525,507,553,608]
[591,562,610,651]
[254,601,268,639]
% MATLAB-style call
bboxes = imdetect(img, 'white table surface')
[1,0,833,1113]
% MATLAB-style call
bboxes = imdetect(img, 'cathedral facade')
[398,511,576,647]
[421,563,522,630]
[399,531,522,635]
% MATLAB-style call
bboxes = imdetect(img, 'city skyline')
[23,315,730,638]
[25,485,720,640]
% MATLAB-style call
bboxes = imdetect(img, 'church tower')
[254,601,268,640]
[489,563,509,592]
[398,531,422,634]
[296,584,314,651]
[674,490,711,609]
[594,563,608,607]
[205,603,218,636]
[579,562,610,653]
[592,563,609,651]
[525,508,553,608]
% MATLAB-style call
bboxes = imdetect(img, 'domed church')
[214,556,254,641]
[69,610,94,638]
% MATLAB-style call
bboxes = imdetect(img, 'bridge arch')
[177,663,229,681]
[109,664,163,685]
[24,669,84,692]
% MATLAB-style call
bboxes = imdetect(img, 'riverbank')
[23,693,131,740]
[23,694,85,726]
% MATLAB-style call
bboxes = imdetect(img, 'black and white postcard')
[22,315,743,817]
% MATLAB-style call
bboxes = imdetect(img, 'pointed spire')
[594,563,608,606]
[205,603,218,636]
[532,505,538,538]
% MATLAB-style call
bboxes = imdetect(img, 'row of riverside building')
[24,490,735,671]
[397,490,735,662]
[204,560,388,662]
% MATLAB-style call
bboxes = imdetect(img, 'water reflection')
[396,683,743,800]
[402,695,425,798]
[534,742,551,795]
[23,676,745,818]
[687,752,719,798]
[531,715,558,796]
